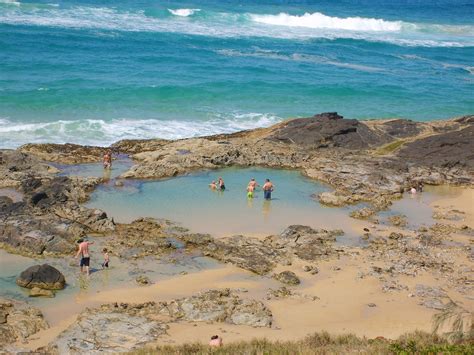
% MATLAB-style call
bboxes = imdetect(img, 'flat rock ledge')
[0,298,48,348]
[44,289,272,354]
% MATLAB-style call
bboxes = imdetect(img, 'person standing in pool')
[262,179,274,200]
[76,238,94,276]
[103,150,112,170]
[248,178,259,190]
[218,177,225,191]
[247,183,255,199]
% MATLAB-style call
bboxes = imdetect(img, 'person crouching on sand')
[209,335,223,347]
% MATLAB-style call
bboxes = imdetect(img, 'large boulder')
[16,264,66,290]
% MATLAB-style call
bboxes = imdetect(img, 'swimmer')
[209,180,217,190]
[262,178,274,200]
[218,177,225,191]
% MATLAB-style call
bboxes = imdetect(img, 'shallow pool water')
[55,154,133,180]
[87,167,361,239]
[378,185,465,229]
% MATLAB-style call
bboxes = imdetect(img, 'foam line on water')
[0,114,282,148]
[0,5,472,47]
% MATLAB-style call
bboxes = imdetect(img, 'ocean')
[0,0,473,148]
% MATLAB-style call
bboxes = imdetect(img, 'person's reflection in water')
[103,168,112,182]
[247,195,254,209]
[262,199,271,221]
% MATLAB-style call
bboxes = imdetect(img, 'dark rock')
[273,271,301,286]
[16,264,66,290]
[397,125,474,168]
[267,112,391,149]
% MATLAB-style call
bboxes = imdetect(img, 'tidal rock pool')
[86,167,361,238]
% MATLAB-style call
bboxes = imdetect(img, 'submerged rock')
[16,264,66,290]
[29,287,55,298]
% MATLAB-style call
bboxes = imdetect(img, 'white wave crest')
[0,0,20,6]
[250,12,402,32]
[0,114,281,148]
[168,8,200,17]
[0,5,472,47]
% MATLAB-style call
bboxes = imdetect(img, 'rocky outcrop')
[19,143,108,164]
[156,289,272,327]
[267,112,392,149]
[0,298,48,347]
[188,226,342,275]
[46,289,271,353]
[273,271,301,286]
[397,124,474,169]
[16,264,66,290]
[49,308,167,354]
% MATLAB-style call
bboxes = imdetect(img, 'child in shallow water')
[101,248,110,268]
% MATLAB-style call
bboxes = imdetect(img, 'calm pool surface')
[87,167,361,238]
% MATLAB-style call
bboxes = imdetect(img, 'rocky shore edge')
[1,113,473,352]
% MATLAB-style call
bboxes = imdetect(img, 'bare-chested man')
[262,178,274,200]
[76,238,94,276]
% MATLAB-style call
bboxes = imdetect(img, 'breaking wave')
[250,12,402,32]
[0,114,282,148]
[0,4,472,47]
[168,8,200,17]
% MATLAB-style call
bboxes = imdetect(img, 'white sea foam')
[168,8,200,17]
[0,5,472,47]
[216,48,384,72]
[0,114,282,148]
[250,12,402,32]
[0,0,20,6]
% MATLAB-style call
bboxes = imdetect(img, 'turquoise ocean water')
[1,0,473,147]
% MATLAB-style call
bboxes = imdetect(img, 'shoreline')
[1,113,473,352]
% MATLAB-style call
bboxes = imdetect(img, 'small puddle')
[378,185,465,229]
[86,167,363,240]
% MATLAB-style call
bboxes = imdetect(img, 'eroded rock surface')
[0,298,48,347]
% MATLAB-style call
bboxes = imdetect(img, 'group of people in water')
[209,177,274,200]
